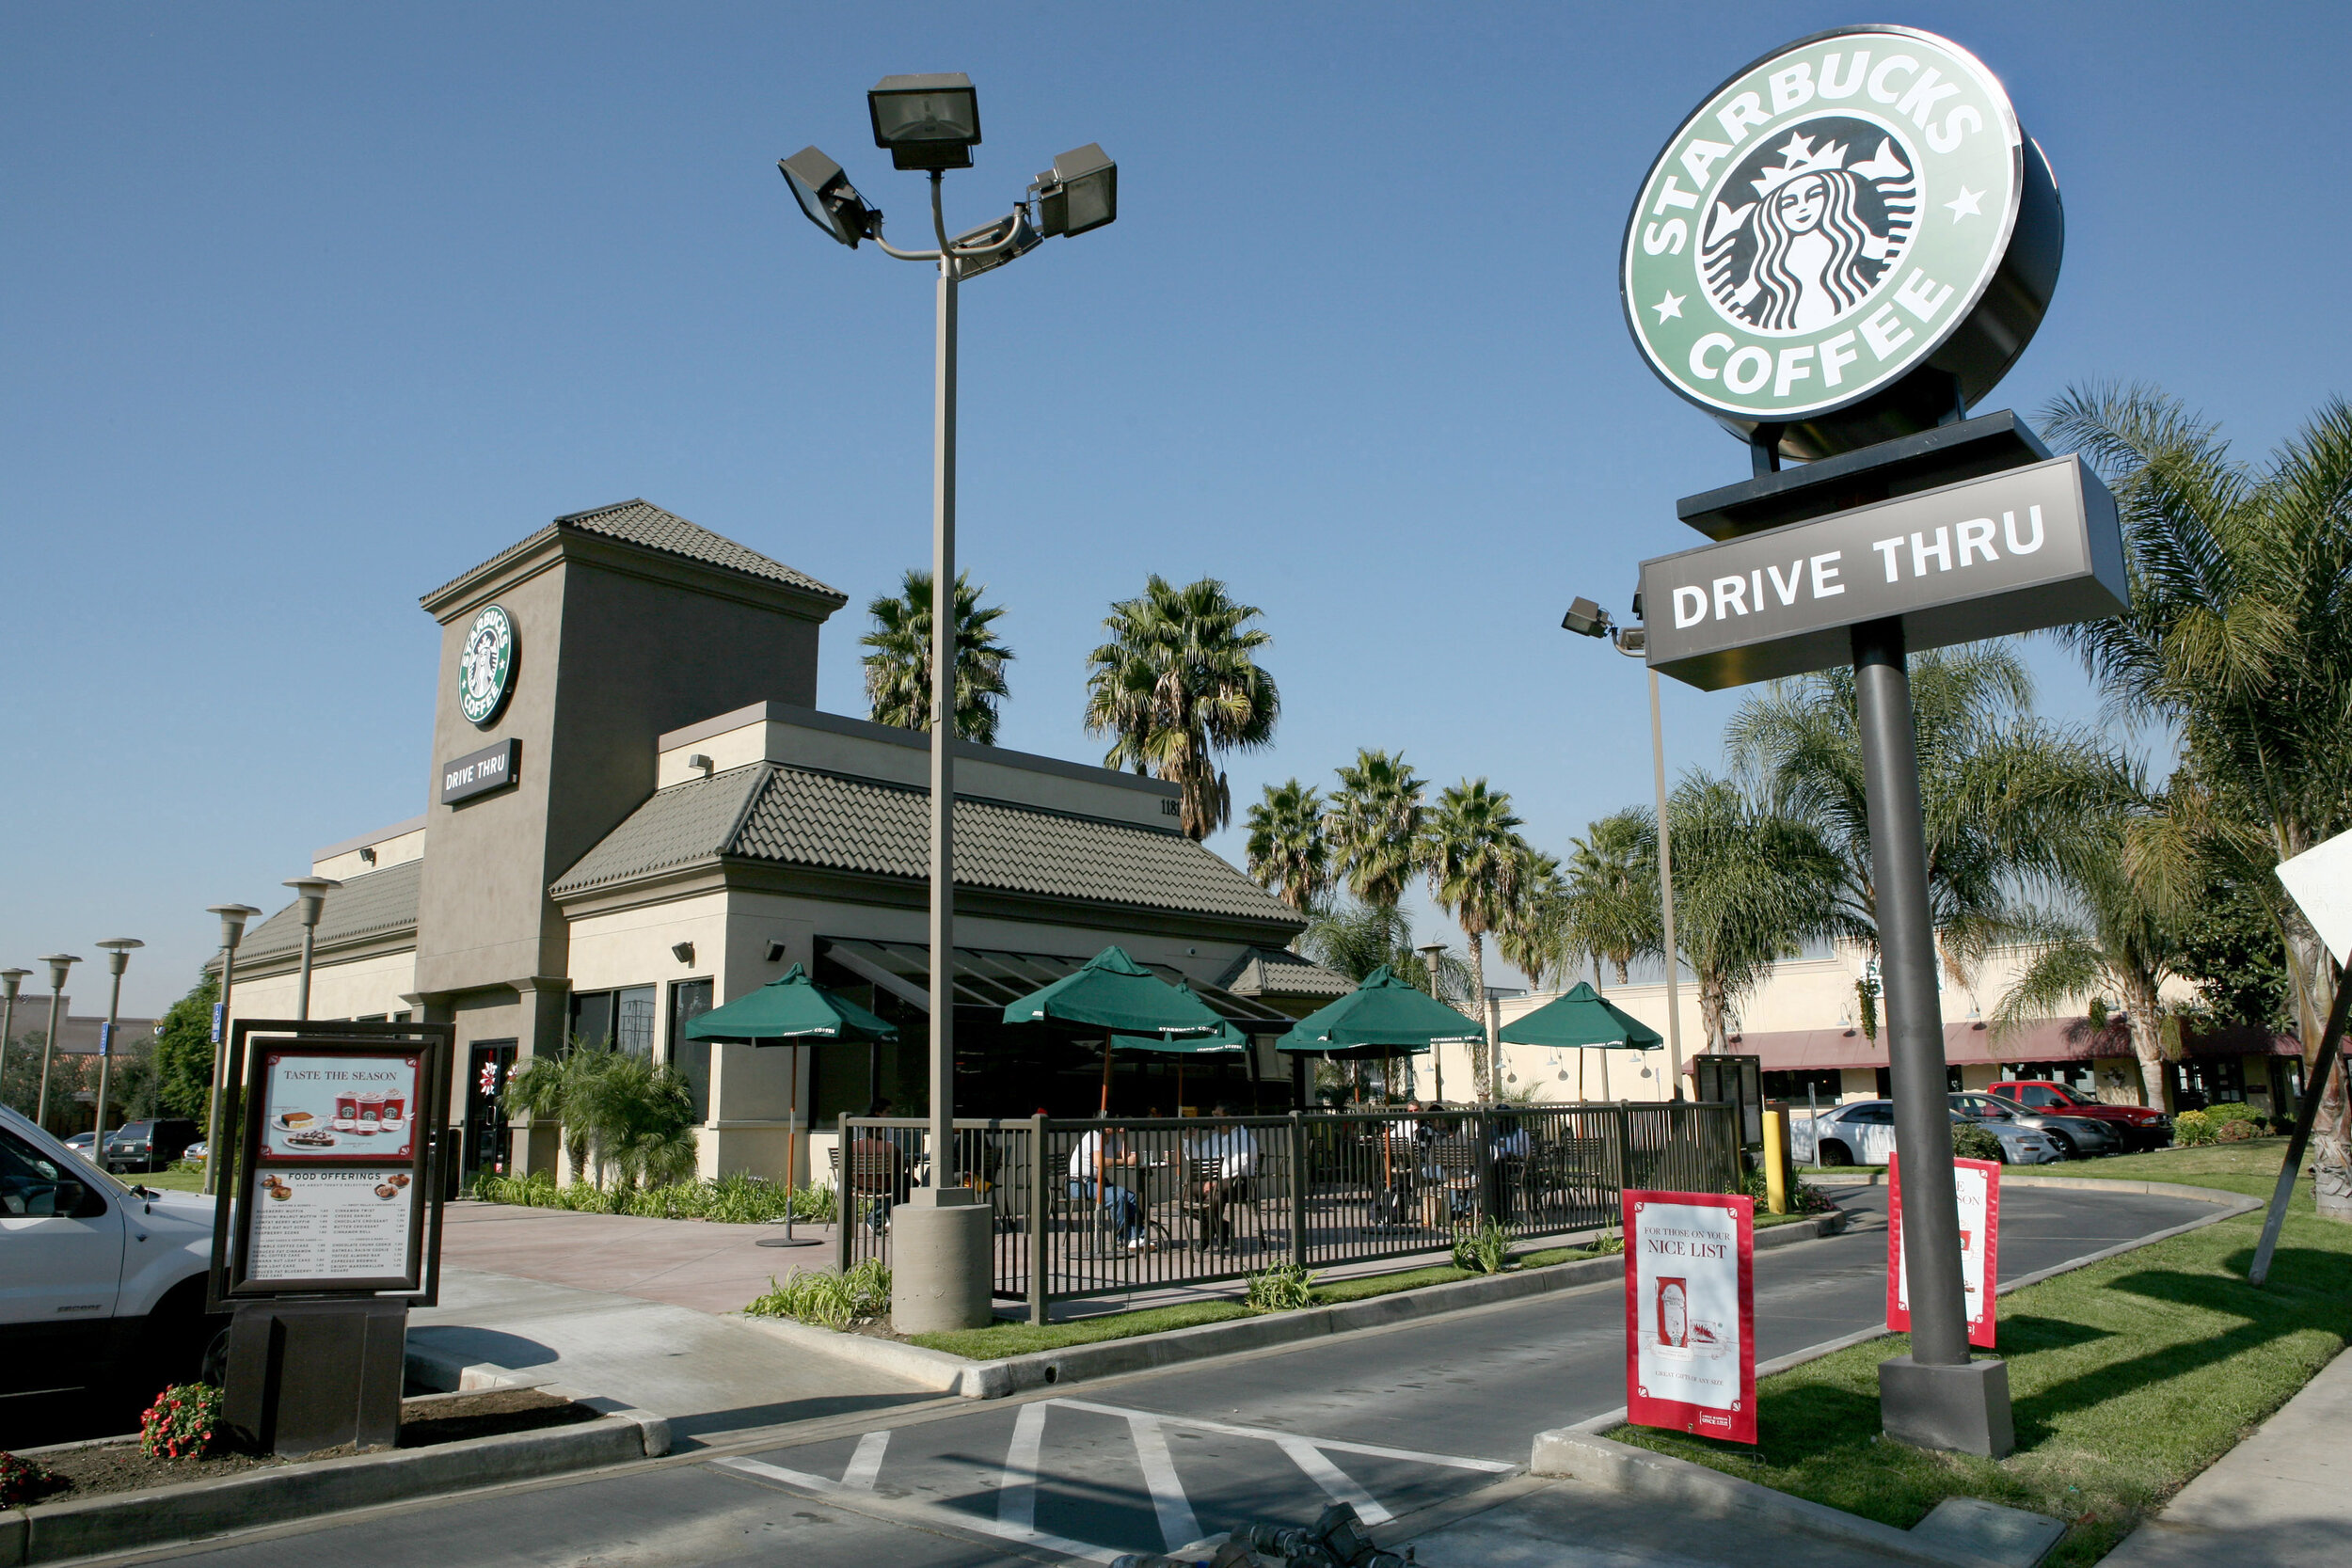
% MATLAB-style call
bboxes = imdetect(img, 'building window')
[670,979,714,1122]
[570,985,657,1057]
[1761,1069,1841,1104]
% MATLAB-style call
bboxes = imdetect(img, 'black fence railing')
[833,1102,1742,1323]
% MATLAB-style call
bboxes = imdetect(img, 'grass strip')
[1620,1138,2347,1568]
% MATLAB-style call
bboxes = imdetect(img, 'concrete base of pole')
[889,1187,993,1334]
[1879,1354,2014,1458]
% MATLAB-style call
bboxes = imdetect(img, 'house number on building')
[458,605,516,727]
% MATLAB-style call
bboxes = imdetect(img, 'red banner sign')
[1885,1152,2001,1348]
[1624,1190,1756,1444]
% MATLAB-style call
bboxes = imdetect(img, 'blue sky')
[6,2,2347,1014]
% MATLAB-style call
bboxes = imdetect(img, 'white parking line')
[842,1429,889,1490]
[1276,1437,1393,1526]
[1044,1397,1518,1473]
[1127,1415,1202,1551]
[712,1454,1123,1566]
[999,1401,1048,1534]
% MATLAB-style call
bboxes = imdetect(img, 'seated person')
[1068,1120,1146,1248]
[1186,1106,1255,1245]
[846,1101,912,1234]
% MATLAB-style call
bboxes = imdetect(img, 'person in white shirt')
[1187,1106,1255,1246]
[1068,1122,1145,1246]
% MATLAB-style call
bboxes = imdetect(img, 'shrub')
[1451,1219,1515,1275]
[1589,1228,1626,1256]
[1950,1124,2005,1162]
[141,1382,224,1460]
[473,1168,839,1224]
[743,1259,892,1329]
[2173,1109,2217,1146]
[0,1452,57,1508]
[1728,1164,1836,1214]
[2204,1102,2265,1134]
[2217,1117,2259,1143]
[1245,1262,1318,1311]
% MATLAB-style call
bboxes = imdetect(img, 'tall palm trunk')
[2118,973,2170,1113]
[1464,931,1491,1101]
[1697,978,1730,1057]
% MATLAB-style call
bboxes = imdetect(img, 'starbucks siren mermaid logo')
[1702,117,1920,335]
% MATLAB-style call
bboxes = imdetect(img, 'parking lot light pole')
[202,904,261,1196]
[0,968,26,1094]
[283,878,342,1022]
[90,939,143,1162]
[36,953,79,1133]
[1416,942,1449,1103]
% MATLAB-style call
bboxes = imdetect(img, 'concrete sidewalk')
[437,1198,841,1314]
[2100,1343,2351,1568]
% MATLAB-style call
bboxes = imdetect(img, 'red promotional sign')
[1624,1190,1756,1444]
[1885,1152,2001,1348]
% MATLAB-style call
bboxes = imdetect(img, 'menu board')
[261,1052,421,1163]
[1623,1190,1756,1445]
[246,1167,417,1283]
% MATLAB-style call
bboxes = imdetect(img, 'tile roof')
[425,499,846,606]
[232,858,424,965]
[552,763,1302,927]
[1216,944,1354,999]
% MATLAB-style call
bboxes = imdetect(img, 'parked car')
[102,1117,200,1174]
[1792,1099,2063,1166]
[0,1106,224,1401]
[1988,1080,2171,1150]
[66,1132,100,1157]
[1949,1092,2122,1159]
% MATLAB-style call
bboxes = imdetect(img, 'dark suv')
[102,1118,200,1174]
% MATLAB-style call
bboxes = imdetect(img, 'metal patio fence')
[833,1101,1741,1323]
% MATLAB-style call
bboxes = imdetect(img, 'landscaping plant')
[0,1452,57,1508]
[1949,1123,2005,1163]
[1244,1262,1318,1311]
[140,1382,223,1460]
[2171,1109,2216,1147]
[1451,1218,1515,1275]
[743,1259,891,1330]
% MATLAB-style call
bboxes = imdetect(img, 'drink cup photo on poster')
[1624,1190,1756,1444]
[1887,1151,2002,1348]
[261,1052,421,1162]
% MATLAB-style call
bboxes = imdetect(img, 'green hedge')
[471,1169,837,1223]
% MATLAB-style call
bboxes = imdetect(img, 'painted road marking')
[842,1429,889,1490]
[713,1454,1124,1567]
[999,1402,1048,1534]
[1277,1437,1392,1527]
[1127,1415,1201,1551]
[1043,1397,1518,1474]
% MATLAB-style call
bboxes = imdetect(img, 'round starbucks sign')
[1622,26,2060,458]
[457,605,516,728]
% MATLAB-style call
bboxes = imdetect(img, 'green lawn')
[123,1164,207,1193]
[1621,1139,2346,1567]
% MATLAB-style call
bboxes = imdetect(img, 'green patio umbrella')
[688,964,899,1244]
[1113,984,1248,1115]
[1274,965,1485,1059]
[1498,980,1661,1101]
[1000,945,1224,1113]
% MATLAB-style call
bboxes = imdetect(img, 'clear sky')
[5,1,2347,1014]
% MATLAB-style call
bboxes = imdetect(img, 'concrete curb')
[736,1212,1850,1399]
[400,1345,675,1458]
[1529,1427,2015,1568]
[1804,1171,2256,1207]
[9,1411,665,1566]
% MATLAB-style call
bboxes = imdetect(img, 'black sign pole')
[1855,616,2014,1455]
[2249,973,2350,1287]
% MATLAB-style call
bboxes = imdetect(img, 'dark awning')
[818,937,1296,1033]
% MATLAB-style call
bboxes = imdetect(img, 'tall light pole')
[777,76,1118,1335]
[90,939,143,1159]
[0,968,26,1098]
[1416,942,1449,1105]
[282,879,342,1022]
[1562,595,1684,1098]
[36,953,79,1133]
[202,904,261,1196]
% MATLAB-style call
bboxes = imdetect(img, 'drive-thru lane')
[138,1183,2218,1568]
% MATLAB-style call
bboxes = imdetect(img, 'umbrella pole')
[1101,1032,1114,1116]
[1176,1061,1185,1116]
[786,1042,799,1241]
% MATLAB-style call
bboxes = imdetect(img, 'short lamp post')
[202,904,262,1196]
[1562,596,1684,1098]
[0,968,27,1097]
[36,953,79,1134]
[90,940,143,1161]
[1416,942,1450,1104]
[282,879,342,1022]
[778,74,1117,1335]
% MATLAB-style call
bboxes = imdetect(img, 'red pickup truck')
[1988,1081,2172,1150]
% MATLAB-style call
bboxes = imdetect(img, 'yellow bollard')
[1762,1109,1789,1214]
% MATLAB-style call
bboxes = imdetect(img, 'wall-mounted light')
[672,942,695,966]
[359,847,377,865]
[687,753,715,778]
[765,941,789,963]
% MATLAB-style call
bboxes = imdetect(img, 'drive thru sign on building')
[1624,1191,1757,1444]
[1886,1151,2001,1349]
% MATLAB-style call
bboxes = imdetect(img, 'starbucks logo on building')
[1623,26,2060,456]
[458,605,515,727]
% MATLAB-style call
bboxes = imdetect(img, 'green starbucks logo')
[1624,26,2026,423]
[458,605,515,728]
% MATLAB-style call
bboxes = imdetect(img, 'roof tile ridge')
[760,759,1187,836]
[718,760,785,855]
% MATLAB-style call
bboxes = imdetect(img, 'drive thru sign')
[1625,1191,1756,1444]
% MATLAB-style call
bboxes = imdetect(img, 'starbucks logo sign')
[1623,27,2058,452]
[457,605,515,728]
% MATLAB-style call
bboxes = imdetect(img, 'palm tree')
[576,1055,701,1190]
[502,1041,612,1185]
[1299,899,1470,998]
[1724,644,2119,978]
[1425,779,1530,1098]
[1326,750,1427,912]
[1245,779,1330,914]
[861,568,1013,744]
[1082,576,1279,840]
[1560,809,1662,989]
[2043,385,2352,1212]
[1667,775,1845,1053]
[1497,847,1570,991]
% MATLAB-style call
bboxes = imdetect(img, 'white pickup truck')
[0,1105,225,1402]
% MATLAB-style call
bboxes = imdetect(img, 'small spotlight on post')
[779,147,880,247]
[1560,596,1613,638]
[867,72,982,171]
[949,208,1041,278]
[1032,144,1118,237]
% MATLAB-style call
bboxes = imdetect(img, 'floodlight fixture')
[1560,596,1613,638]
[868,73,981,171]
[1032,143,1118,237]
[780,146,881,247]
[948,208,1041,279]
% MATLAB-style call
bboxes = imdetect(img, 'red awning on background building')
[1685,1017,2302,1075]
